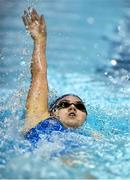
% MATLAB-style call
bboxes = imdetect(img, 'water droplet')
[111,59,117,66]
[104,72,108,76]
[20,61,26,66]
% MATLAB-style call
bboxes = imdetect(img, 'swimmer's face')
[52,96,87,128]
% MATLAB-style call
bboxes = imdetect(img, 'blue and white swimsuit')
[25,117,66,145]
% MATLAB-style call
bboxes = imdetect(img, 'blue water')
[0,0,130,179]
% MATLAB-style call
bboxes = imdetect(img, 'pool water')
[0,0,130,179]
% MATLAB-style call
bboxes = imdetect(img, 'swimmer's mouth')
[68,112,76,117]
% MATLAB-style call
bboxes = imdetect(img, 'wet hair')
[49,93,87,114]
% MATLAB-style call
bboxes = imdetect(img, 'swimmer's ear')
[50,108,57,116]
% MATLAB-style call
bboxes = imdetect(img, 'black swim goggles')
[56,100,87,114]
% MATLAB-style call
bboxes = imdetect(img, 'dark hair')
[49,93,87,114]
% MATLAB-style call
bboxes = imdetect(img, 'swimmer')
[22,8,101,141]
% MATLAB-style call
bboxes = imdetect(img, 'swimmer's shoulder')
[24,117,66,145]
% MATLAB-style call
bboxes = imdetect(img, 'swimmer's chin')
[62,121,81,128]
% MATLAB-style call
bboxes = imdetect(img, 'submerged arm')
[22,8,49,132]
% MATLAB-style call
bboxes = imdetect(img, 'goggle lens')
[57,101,87,113]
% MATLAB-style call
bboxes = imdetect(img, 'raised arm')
[22,8,49,132]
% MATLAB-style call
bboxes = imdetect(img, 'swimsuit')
[24,117,66,146]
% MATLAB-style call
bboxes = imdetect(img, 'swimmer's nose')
[68,104,77,112]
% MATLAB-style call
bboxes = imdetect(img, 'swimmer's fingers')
[22,10,32,28]
[40,15,45,27]
[31,8,40,21]
[22,8,38,25]
[40,15,46,34]
[22,15,29,28]
[26,10,32,24]
[31,10,46,34]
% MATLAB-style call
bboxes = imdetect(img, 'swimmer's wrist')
[33,36,46,43]
[33,32,46,42]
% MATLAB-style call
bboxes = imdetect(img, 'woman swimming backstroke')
[22,8,87,134]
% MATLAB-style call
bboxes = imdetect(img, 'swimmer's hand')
[22,7,46,41]
[91,131,102,140]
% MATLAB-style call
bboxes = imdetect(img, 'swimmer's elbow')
[31,70,47,78]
